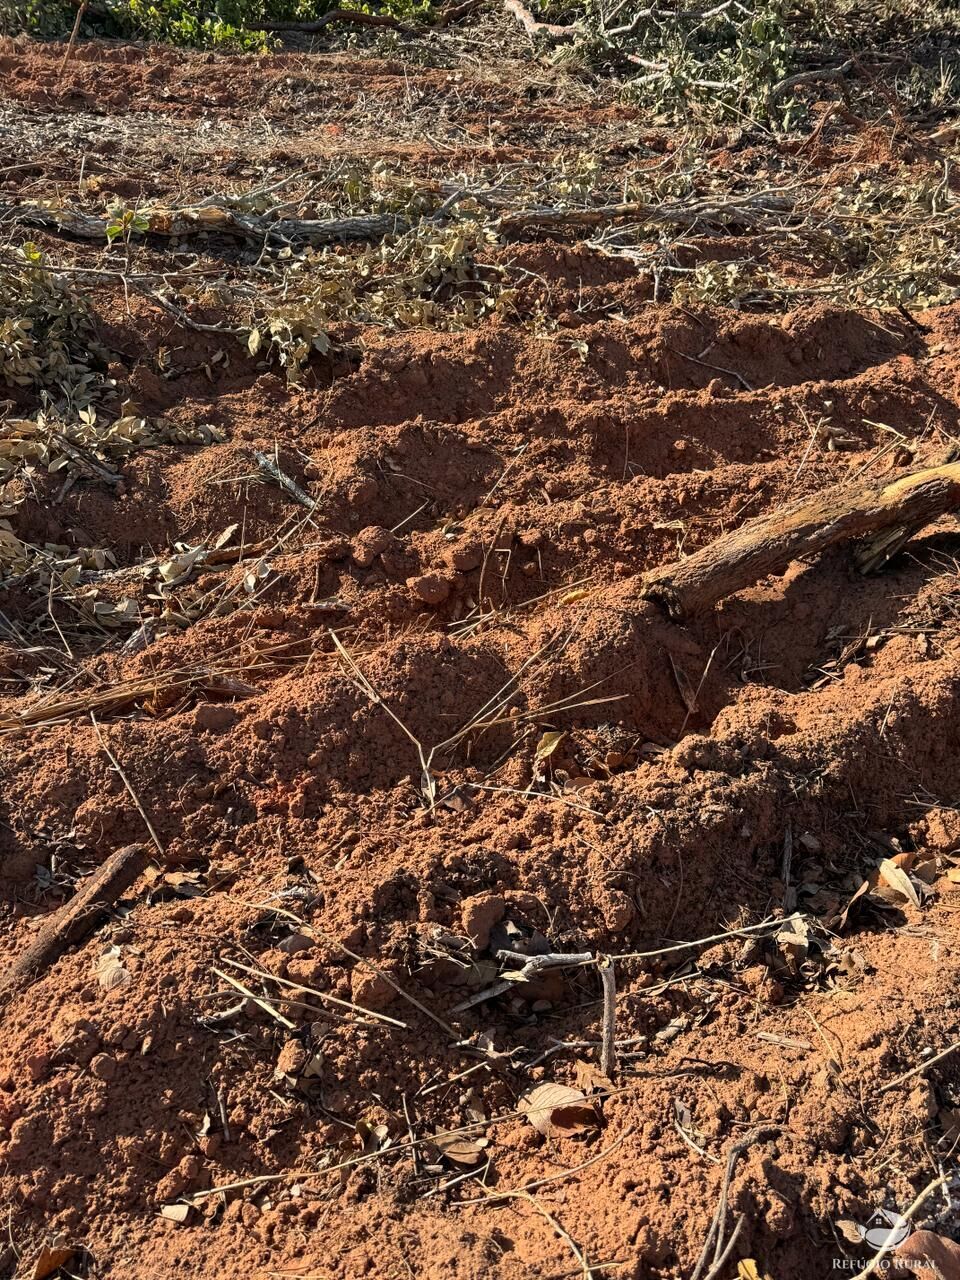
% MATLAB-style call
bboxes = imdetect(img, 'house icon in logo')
[857,1208,910,1250]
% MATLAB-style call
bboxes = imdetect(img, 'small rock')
[347,476,379,507]
[90,1053,117,1082]
[278,932,314,955]
[193,703,237,733]
[407,572,451,605]
[24,1051,51,1083]
[351,967,397,1011]
[443,541,482,573]
[276,1041,308,1077]
[352,526,394,568]
[599,889,635,933]
[461,893,506,951]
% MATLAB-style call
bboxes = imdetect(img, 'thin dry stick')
[319,927,460,1039]
[599,958,617,1080]
[702,1213,746,1280]
[490,1188,594,1278]
[330,629,435,801]
[859,1173,951,1278]
[221,955,407,1030]
[689,1125,780,1280]
[453,951,594,1013]
[58,0,87,76]
[612,915,792,963]
[212,967,296,1031]
[251,901,458,1039]
[460,1127,635,1205]
[187,1086,633,1201]
[878,1040,960,1094]
[90,714,164,855]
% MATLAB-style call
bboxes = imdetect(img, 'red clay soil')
[1,34,960,1280]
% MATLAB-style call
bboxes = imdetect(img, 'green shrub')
[1,0,432,49]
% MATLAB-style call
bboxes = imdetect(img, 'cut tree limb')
[502,0,579,40]
[641,461,960,620]
[0,844,150,1002]
[0,187,796,251]
[260,8,418,33]
[0,202,412,247]
[766,59,854,111]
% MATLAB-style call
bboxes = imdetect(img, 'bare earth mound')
[0,32,959,1280]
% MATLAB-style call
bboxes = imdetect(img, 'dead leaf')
[95,946,132,992]
[896,1230,960,1278]
[160,1203,193,1224]
[534,731,564,764]
[875,857,921,908]
[776,916,810,972]
[737,1262,770,1280]
[433,1133,485,1166]
[356,1119,391,1155]
[30,1244,75,1280]
[520,1082,597,1138]
[914,857,940,884]
[573,1059,614,1094]
[834,851,921,926]
[214,523,239,549]
[835,1219,863,1245]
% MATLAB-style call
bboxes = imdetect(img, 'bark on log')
[502,0,579,40]
[0,188,795,251]
[0,202,412,247]
[0,844,149,1002]
[641,462,960,620]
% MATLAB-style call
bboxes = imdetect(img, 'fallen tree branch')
[260,8,418,33]
[0,201,412,247]
[641,461,960,620]
[690,1126,780,1280]
[0,185,798,252]
[502,0,580,40]
[0,845,150,1003]
[766,58,854,111]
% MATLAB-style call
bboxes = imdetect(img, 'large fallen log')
[641,461,960,620]
[0,188,796,250]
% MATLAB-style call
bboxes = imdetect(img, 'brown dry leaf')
[433,1133,485,1166]
[914,857,940,884]
[160,1203,193,1224]
[534,730,564,763]
[95,946,132,992]
[895,1230,960,1277]
[835,851,920,925]
[30,1244,75,1280]
[875,857,921,908]
[776,916,810,972]
[737,1262,771,1280]
[520,1082,597,1138]
[835,1219,863,1245]
[573,1059,614,1094]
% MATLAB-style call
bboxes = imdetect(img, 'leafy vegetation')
[1,0,431,49]
[542,0,960,125]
